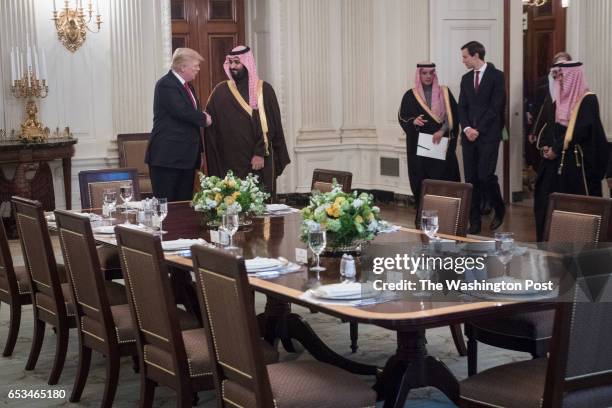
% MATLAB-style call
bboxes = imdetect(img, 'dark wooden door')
[523,0,566,102]
[171,0,245,104]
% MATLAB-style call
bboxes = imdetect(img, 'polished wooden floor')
[0,202,536,407]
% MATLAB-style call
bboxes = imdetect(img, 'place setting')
[244,256,302,278]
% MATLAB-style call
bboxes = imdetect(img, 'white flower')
[352,198,363,209]
[205,198,218,209]
[367,219,379,232]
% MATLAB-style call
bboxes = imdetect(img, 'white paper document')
[416,132,448,160]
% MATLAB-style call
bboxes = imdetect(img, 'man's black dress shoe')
[490,211,505,231]
[468,224,481,235]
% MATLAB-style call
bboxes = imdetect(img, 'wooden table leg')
[258,296,378,376]
[62,157,72,210]
[375,330,459,407]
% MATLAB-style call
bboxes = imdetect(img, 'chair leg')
[139,376,156,408]
[178,387,193,408]
[449,324,467,356]
[3,303,22,357]
[25,318,45,370]
[48,323,69,385]
[101,354,120,408]
[192,392,199,406]
[70,344,92,402]
[349,322,359,353]
[467,336,478,377]
[132,354,140,373]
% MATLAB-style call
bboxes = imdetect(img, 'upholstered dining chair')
[419,179,473,357]
[55,210,137,407]
[465,193,612,376]
[115,226,210,407]
[13,196,76,385]
[190,243,377,408]
[117,133,153,198]
[78,167,140,280]
[0,217,32,357]
[459,246,612,407]
[311,169,353,193]
[78,167,140,210]
[13,197,128,386]
[417,179,473,237]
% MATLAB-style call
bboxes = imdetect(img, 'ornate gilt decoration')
[52,1,102,53]
[11,70,50,143]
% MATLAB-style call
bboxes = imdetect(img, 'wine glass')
[221,209,239,249]
[308,226,327,273]
[102,189,117,218]
[421,209,439,242]
[119,184,133,224]
[495,232,515,278]
[153,198,168,241]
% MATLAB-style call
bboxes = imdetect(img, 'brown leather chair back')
[12,196,67,319]
[115,226,189,378]
[418,179,473,236]
[544,193,612,243]
[117,133,152,196]
[311,169,353,193]
[0,217,23,302]
[542,246,612,406]
[78,168,140,209]
[191,245,275,407]
[55,210,115,343]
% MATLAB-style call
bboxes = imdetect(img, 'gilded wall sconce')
[52,0,102,53]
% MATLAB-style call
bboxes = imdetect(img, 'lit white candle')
[33,46,39,78]
[26,37,32,71]
[53,0,57,12]
[96,0,99,15]
[16,47,21,80]
[40,49,47,81]
[10,48,16,82]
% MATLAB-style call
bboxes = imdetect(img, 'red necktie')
[183,82,197,108]
[474,70,480,92]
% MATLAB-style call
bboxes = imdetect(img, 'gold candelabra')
[11,70,50,143]
[52,0,103,53]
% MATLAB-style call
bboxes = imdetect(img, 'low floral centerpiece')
[192,171,269,225]
[300,182,387,252]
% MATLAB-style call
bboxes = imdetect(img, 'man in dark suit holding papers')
[399,62,460,215]
[458,41,506,234]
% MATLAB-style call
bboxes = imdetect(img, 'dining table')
[71,201,562,406]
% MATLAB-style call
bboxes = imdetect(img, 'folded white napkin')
[92,225,116,234]
[312,283,367,299]
[380,224,401,234]
[245,257,283,271]
[124,201,142,209]
[266,204,291,212]
[162,238,207,251]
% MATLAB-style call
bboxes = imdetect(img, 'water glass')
[102,189,117,218]
[495,232,515,277]
[221,210,239,249]
[152,198,168,241]
[308,227,327,273]
[119,184,133,224]
[421,209,439,241]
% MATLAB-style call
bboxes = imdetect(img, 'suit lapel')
[476,64,493,95]
[168,71,197,108]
